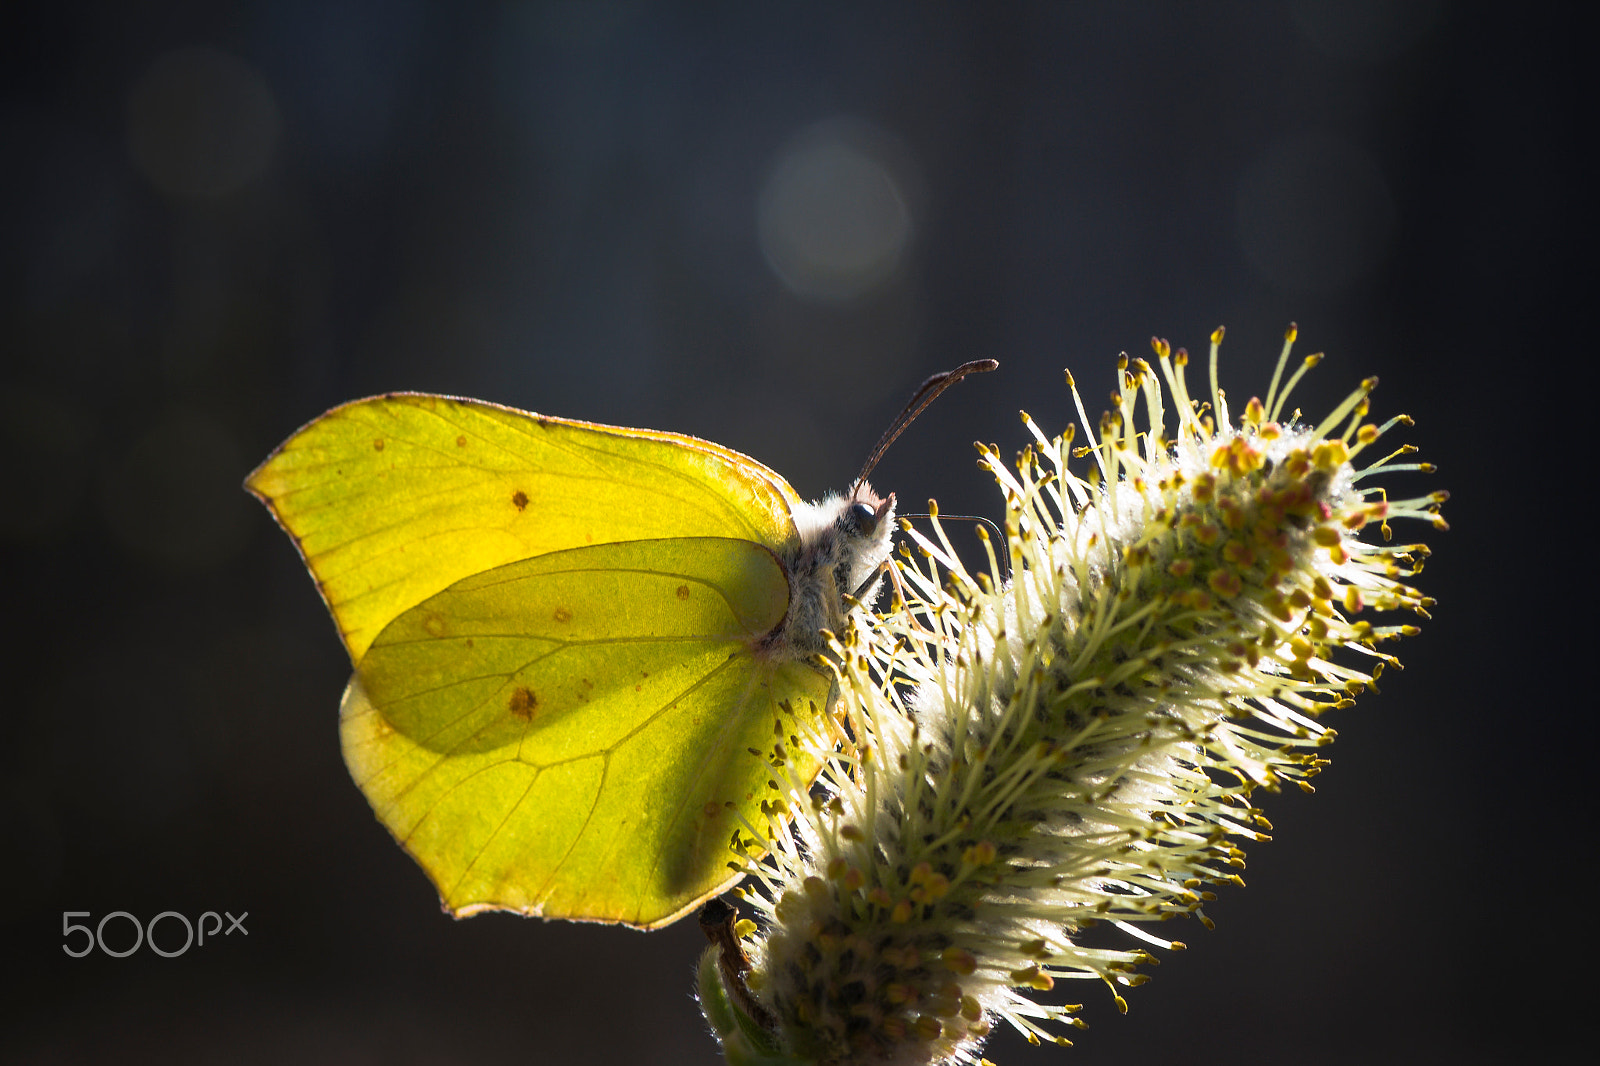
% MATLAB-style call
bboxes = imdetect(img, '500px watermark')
[62,910,248,958]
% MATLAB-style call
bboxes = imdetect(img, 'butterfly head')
[771,359,994,663]
[840,480,896,600]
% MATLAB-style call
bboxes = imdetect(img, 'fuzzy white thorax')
[763,483,896,662]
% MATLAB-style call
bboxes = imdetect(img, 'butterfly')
[246,361,993,928]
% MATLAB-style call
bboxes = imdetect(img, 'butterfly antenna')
[902,512,1011,581]
[852,359,998,490]
[913,511,1005,544]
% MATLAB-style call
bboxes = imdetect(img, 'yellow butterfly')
[246,362,993,928]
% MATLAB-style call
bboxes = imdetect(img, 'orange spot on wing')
[508,687,537,721]
[373,438,385,451]
[553,606,573,623]
[676,584,690,600]
[422,612,447,637]
[456,435,467,447]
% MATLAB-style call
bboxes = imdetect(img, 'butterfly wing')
[341,537,828,927]
[247,395,828,927]
[245,393,802,660]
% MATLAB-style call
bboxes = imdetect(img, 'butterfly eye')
[850,501,879,532]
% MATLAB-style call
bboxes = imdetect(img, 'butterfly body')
[248,392,894,927]
[757,487,895,663]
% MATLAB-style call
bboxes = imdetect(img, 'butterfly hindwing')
[339,537,829,927]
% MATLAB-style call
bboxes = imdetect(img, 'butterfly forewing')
[246,394,801,661]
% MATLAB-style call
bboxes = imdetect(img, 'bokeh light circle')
[126,47,280,199]
[758,118,914,302]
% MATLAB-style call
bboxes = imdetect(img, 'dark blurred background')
[3,2,1586,1062]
